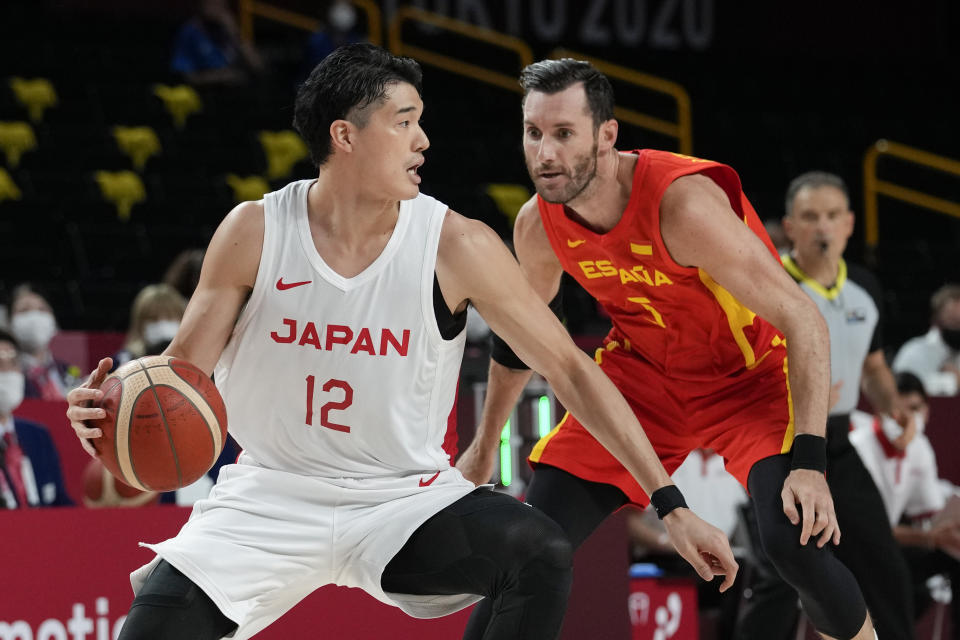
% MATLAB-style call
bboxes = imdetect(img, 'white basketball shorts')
[130,457,480,640]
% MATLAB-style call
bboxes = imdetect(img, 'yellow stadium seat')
[0,168,22,203]
[112,126,161,171]
[8,77,58,123]
[0,121,37,167]
[226,174,270,203]
[94,170,146,221]
[152,84,203,129]
[485,183,532,225]
[258,130,309,180]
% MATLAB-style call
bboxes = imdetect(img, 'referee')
[736,172,915,640]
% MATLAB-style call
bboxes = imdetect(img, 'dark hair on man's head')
[293,43,423,168]
[895,371,927,401]
[784,171,849,214]
[0,328,20,354]
[519,58,614,129]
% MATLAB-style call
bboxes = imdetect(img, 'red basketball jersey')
[538,149,783,381]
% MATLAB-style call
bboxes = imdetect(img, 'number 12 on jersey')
[305,375,354,432]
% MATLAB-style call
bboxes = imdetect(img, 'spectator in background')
[163,248,206,301]
[849,372,960,638]
[893,284,960,396]
[171,0,264,86]
[301,0,364,76]
[112,284,187,370]
[0,329,72,508]
[9,283,79,400]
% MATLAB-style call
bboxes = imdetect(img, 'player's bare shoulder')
[204,200,266,290]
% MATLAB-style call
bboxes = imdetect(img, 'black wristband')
[650,485,688,520]
[790,434,827,473]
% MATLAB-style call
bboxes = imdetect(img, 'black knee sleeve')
[748,455,867,639]
[118,560,236,640]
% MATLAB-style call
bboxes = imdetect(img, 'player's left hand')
[781,469,840,548]
[662,508,739,592]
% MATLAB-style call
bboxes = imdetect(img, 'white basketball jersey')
[215,180,465,478]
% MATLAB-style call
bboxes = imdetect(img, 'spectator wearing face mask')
[849,372,960,637]
[0,328,73,508]
[113,284,187,370]
[9,283,80,400]
[300,0,364,77]
[893,284,960,396]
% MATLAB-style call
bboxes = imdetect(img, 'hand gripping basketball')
[84,355,228,492]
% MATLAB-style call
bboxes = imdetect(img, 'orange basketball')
[82,458,159,508]
[89,355,228,492]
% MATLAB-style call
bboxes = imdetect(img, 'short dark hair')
[895,371,927,402]
[293,43,423,167]
[519,58,615,129]
[0,328,20,354]
[784,171,849,214]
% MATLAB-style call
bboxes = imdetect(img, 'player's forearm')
[474,360,535,451]
[547,353,673,494]
[893,524,932,548]
[781,311,831,437]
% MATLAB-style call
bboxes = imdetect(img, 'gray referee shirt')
[783,256,883,416]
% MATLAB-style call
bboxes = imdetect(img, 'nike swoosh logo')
[567,239,586,247]
[419,471,441,487]
[276,278,312,291]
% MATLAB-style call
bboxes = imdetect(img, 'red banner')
[629,578,699,640]
[0,507,472,639]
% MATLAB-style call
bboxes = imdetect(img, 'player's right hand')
[65,357,113,457]
[662,508,739,592]
[455,441,497,485]
[781,468,840,547]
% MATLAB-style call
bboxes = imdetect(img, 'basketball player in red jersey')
[457,59,877,640]
[64,45,733,640]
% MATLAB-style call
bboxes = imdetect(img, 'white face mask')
[329,1,357,31]
[0,371,25,415]
[11,310,57,352]
[143,320,180,347]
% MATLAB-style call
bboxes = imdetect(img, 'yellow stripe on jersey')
[630,242,653,256]
[782,255,848,301]
[529,411,571,463]
[779,354,796,454]
[698,269,771,370]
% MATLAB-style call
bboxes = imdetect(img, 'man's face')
[12,290,51,316]
[349,82,429,202]
[936,298,960,332]
[783,185,854,262]
[522,84,599,204]
[900,391,929,424]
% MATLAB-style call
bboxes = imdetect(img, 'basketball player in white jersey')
[65,44,735,640]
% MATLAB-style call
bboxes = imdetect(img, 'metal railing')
[551,48,692,154]
[387,6,533,93]
[238,0,382,46]
[863,139,960,250]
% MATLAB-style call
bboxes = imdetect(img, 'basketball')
[88,355,228,492]
[82,458,159,508]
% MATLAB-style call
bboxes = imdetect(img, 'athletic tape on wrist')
[650,485,687,520]
[790,434,827,473]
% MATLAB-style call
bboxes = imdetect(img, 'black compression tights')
[747,454,868,639]
[463,465,629,640]
[118,488,573,640]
